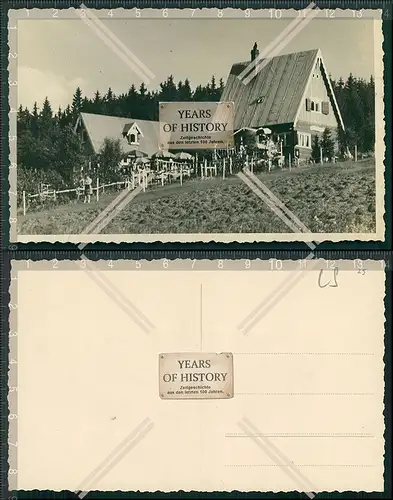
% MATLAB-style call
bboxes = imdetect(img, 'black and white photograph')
[9,8,385,243]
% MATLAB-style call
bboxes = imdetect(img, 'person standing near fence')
[83,173,93,204]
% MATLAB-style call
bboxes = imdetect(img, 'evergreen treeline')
[330,74,375,153]
[16,73,375,194]
[16,75,225,193]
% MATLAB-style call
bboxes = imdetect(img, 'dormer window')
[122,122,143,146]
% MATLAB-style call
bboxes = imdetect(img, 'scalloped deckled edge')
[8,258,386,492]
[8,9,387,245]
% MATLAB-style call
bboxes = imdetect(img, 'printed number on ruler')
[269,9,282,18]
[298,9,310,18]
[135,8,141,17]
[52,8,58,17]
[163,9,168,18]
[245,260,251,269]
[325,9,335,18]
[269,259,283,270]
[108,9,114,17]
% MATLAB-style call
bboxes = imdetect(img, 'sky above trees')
[17,15,378,110]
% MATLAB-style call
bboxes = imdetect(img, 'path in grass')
[18,159,376,235]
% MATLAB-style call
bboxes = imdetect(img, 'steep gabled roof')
[78,113,160,157]
[221,48,336,129]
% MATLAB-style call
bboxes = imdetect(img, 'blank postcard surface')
[12,261,385,493]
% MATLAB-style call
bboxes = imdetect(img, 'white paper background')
[15,266,385,492]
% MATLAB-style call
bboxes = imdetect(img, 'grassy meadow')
[18,159,376,236]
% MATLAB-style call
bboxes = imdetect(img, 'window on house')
[297,132,311,148]
[127,132,139,145]
[315,102,320,112]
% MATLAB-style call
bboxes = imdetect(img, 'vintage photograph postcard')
[9,259,386,492]
[9,8,385,243]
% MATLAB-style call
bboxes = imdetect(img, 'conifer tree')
[72,87,83,117]
[321,127,335,161]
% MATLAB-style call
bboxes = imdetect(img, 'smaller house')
[74,112,160,159]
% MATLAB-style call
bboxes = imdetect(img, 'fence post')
[223,159,226,180]
[96,177,99,201]
[229,156,233,174]
[320,146,323,165]
[132,173,135,190]
[251,157,254,174]
[23,190,26,216]
[289,153,292,171]
[204,158,207,178]
[201,163,204,180]
[161,172,164,186]
[354,144,358,162]
[180,165,183,186]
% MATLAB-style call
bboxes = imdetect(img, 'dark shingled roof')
[220,49,320,129]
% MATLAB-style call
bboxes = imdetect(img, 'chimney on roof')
[251,42,259,62]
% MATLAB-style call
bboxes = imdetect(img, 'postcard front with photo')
[9,8,385,243]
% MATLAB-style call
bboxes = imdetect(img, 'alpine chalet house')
[220,44,345,162]
[74,112,160,161]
